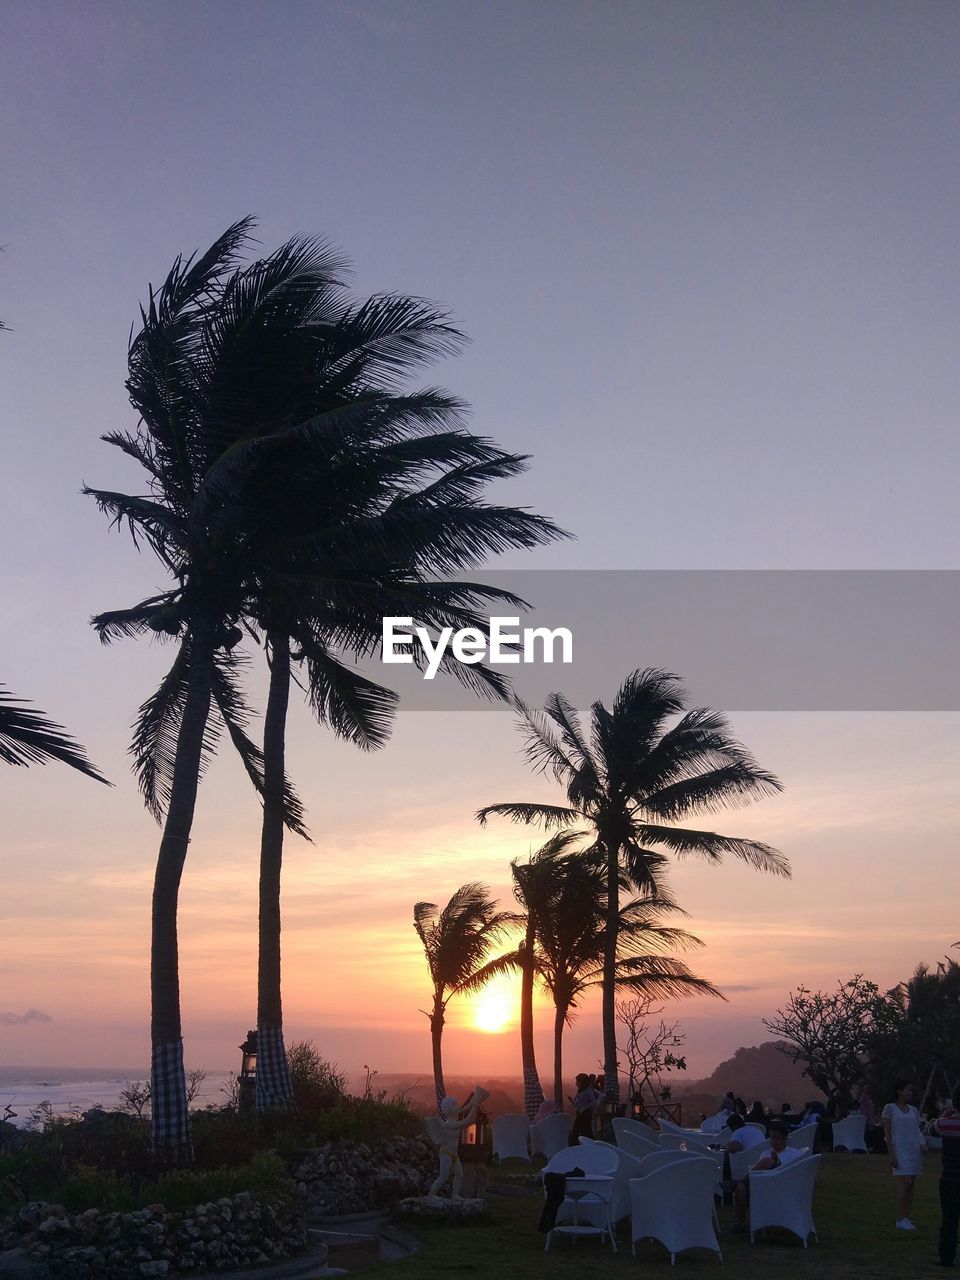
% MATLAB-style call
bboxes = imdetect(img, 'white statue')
[426,1086,490,1200]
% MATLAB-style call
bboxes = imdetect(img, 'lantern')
[238,1029,257,1111]
[461,1106,490,1151]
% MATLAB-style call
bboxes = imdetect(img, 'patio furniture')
[749,1154,821,1246]
[630,1157,723,1264]
[788,1121,818,1151]
[531,1111,571,1160]
[546,1174,617,1252]
[612,1117,660,1151]
[491,1113,531,1163]
[831,1113,868,1152]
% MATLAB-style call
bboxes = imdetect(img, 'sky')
[1,0,958,1086]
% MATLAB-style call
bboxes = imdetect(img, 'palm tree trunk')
[602,837,620,1103]
[519,934,545,1120]
[256,631,294,1111]
[430,996,446,1109]
[553,1000,565,1110]
[150,620,216,1163]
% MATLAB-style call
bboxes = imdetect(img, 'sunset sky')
[2,1,958,1085]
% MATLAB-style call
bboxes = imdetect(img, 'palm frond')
[476,802,581,829]
[635,823,791,877]
[0,687,110,783]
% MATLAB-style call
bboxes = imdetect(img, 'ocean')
[0,1066,234,1128]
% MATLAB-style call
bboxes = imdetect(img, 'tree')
[532,869,721,1106]
[763,975,902,1109]
[413,883,517,1105]
[617,995,687,1111]
[888,958,960,1104]
[505,832,582,1118]
[0,686,108,783]
[89,222,561,1154]
[478,670,787,1100]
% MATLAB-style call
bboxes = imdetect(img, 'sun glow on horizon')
[469,976,518,1034]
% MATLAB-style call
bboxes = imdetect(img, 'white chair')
[656,1115,689,1137]
[630,1157,722,1264]
[491,1112,531,1163]
[611,1117,661,1149]
[584,1139,649,1224]
[634,1149,701,1177]
[831,1113,867,1152]
[712,1125,733,1147]
[619,1129,666,1160]
[749,1154,821,1246]
[546,1174,617,1252]
[542,1143,618,1178]
[531,1111,571,1160]
[743,1121,767,1137]
[788,1121,818,1151]
[700,1111,730,1135]
[661,1130,714,1155]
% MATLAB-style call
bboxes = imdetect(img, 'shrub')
[286,1040,347,1112]
[145,1150,294,1210]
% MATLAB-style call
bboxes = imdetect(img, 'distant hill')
[677,1041,826,1112]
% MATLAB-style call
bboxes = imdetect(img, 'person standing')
[569,1073,601,1144]
[882,1079,926,1231]
[933,1086,960,1267]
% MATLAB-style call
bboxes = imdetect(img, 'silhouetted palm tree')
[0,686,108,782]
[89,221,562,1155]
[478,670,787,1101]
[413,883,518,1106]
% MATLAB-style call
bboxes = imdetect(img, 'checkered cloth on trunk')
[256,1023,294,1111]
[150,1039,193,1162]
[523,1065,545,1120]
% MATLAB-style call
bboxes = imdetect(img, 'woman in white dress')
[881,1079,925,1230]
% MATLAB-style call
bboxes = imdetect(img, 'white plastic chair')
[656,1115,689,1137]
[531,1111,571,1160]
[491,1112,531,1163]
[542,1143,618,1178]
[743,1121,767,1137]
[787,1121,818,1151]
[831,1113,867,1152]
[546,1174,617,1252]
[611,1117,661,1149]
[630,1157,722,1264]
[619,1129,667,1160]
[700,1111,730,1135]
[749,1154,821,1246]
[661,1130,714,1155]
[583,1139,649,1223]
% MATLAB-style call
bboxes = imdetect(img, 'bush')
[286,1040,347,1112]
[145,1150,294,1210]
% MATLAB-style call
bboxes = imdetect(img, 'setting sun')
[470,978,517,1034]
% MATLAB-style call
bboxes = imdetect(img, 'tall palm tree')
[534,873,721,1106]
[413,882,518,1106]
[505,832,582,1118]
[0,686,108,782]
[89,222,562,1153]
[478,670,787,1102]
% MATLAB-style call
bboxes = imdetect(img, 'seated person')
[733,1121,805,1229]
[725,1113,768,1152]
[720,1113,771,1184]
[747,1101,768,1129]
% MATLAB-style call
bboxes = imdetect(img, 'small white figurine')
[426,1086,490,1200]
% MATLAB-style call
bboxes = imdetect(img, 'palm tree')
[89,222,562,1152]
[413,883,518,1106]
[0,686,108,782]
[505,832,583,1118]
[478,670,787,1102]
[534,872,721,1106]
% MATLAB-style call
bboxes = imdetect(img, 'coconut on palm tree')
[89,222,563,1154]
[0,686,108,782]
[413,882,518,1106]
[478,670,787,1101]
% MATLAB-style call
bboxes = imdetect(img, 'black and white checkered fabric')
[523,1065,545,1120]
[604,1068,620,1104]
[150,1039,193,1162]
[255,1023,294,1112]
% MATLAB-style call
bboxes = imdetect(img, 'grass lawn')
[370,1153,950,1278]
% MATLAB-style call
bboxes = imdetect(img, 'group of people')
[532,1071,608,1144]
[705,1079,960,1265]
